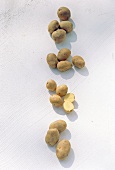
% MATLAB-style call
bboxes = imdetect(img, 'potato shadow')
[47,145,56,153]
[48,91,55,95]
[74,101,79,109]
[74,66,89,76]
[66,111,78,122]
[60,129,71,140]
[69,18,76,29]
[49,67,60,75]
[53,106,65,115]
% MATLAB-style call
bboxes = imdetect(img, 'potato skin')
[60,21,73,33]
[48,20,59,34]
[57,48,71,61]
[57,61,72,72]
[49,120,67,133]
[45,128,60,146]
[57,7,71,21]
[50,94,63,107]
[72,56,85,68]
[46,53,58,68]
[46,79,57,92]
[56,140,71,160]
[52,29,66,44]
[56,85,68,97]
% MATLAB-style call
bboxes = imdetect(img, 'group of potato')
[48,7,73,43]
[45,120,71,160]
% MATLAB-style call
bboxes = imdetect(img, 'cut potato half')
[63,101,74,113]
[64,93,75,103]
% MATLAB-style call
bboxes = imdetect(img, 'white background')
[0,0,115,170]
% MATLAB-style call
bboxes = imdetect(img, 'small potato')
[50,94,63,107]
[72,56,85,68]
[60,21,73,33]
[57,7,71,21]
[64,93,75,103]
[45,128,60,146]
[57,61,72,72]
[46,53,58,68]
[49,120,67,133]
[52,29,66,44]
[46,79,57,92]
[56,84,68,97]
[48,20,59,34]
[63,101,74,113]
[56,140,71,160]
[57,48,71,61]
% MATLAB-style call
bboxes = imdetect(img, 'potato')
[46,53,58,68]
[57,61,72,72]
[64,93,75,103]
[57,48,71,61]
[63,101,74,113]
[60,21,73,33]
[52,29,66,44]
[56,84,68,97]
[49,120,67,133]
[48,20,59,34]
[57,7,71,21]
[46,79,57,92]
[72,56,85,68]
[50,94,63,107]
[45,128,60,146]
[56,140,71,160]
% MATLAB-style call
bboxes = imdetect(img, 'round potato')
[64,93,75,103]
[46,79,57,92]
[57,61,72,72]
[49,120,67,133]
[48,20,59,34]
[56,140,71,160]
[52,29,66,44]
[63,101,74,113]
[56,84,68,97]
[57,48,71,61]
[60,21,73,33]
[46,53,58,68]
[50,94,63,107]
[72,56,85,68]
[45,128,60,146]
[57,7,71,21]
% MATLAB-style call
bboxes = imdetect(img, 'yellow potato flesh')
[64,93,75,103]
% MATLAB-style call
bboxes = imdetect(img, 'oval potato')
[57,7,71,21]
[48,20,59,34]
[57,61,72,72]
[56,84,68,97]
[57,48,71,61]
[72,56,85,68]
[50,94,63,107]
[60,21,73,33]
[47,53,58,68]
[49,120,67,133]
[52,29,66,44]
[46,79,57,92]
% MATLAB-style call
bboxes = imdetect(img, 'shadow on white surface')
[66,111,78,122]
[74,101,79,109]
[59,129,71,140]
[48,145,56,153]
[69,18,76,29]
[74,66,89,76]
[53,106,65,115]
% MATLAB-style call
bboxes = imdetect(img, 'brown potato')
[48,20,59,34]
[49,120,67,133]
[57,48,71,61]
[72,56,85,68]
[45,128,60,146]
[60,21,73,33]
[57,61,72,72]
[50,94,63,107]
[52,29,66,44]
[56,140,71,160]
[46,79,57,92]
[46,53,58,68]
[57,7,71,21]
[56,84,68,97]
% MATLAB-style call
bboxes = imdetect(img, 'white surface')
[0,0,115,170]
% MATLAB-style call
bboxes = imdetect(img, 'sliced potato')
[64,93,75,103]
[63,101,74,113]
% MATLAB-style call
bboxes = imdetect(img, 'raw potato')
[46,79,57,92]
[56,140,71,160]
[72,56,85,68]
[56,84,68,97]
[50,94,63,107]
[57,61,72,72]
[45,128,60,146]
[52,29,66,44]
[57,7,71,21]
[57,48,71,61]
[49,120,67,133]
[63,101,74,113]
[48,20,59,34]
[64,93,75,103]
[47,53,58,68]
[60,21,73,33]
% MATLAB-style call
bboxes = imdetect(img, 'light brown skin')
[57,61,72,72]
[56,84,68,97]
[46,79,57,92]
[72,56,85,68]
[57,7,71,21]
[59,21,73,33]
[49,120,67,133]
[45,128,60,146]
[48,20,59,34]
[50,94,63,107]
[52,29,66,44]
[56,140,71,160]
[57,48,71,61]
[46,53,58,68]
